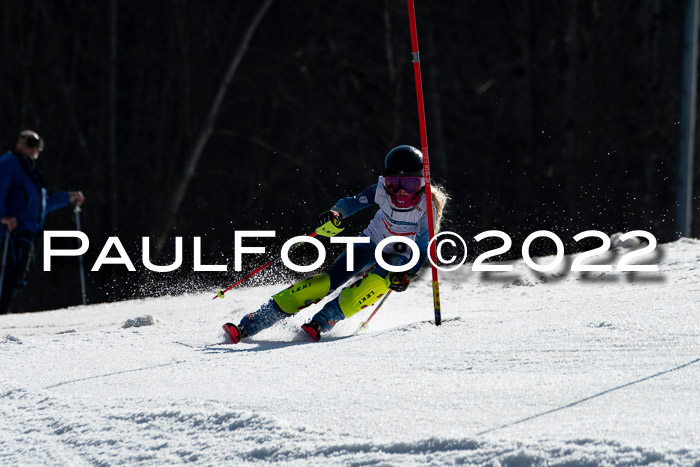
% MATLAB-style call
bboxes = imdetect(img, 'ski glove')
[318,210,342,227]
[316,210,345,237]
[388,271,416,293]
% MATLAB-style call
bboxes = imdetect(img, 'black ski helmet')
[383,145,423,177]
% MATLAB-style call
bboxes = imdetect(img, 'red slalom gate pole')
[213,231,318,299]
[407,0,441,325]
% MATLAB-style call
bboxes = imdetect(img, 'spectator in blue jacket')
[0,130,85,314]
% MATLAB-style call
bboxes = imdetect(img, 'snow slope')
[1,239,699,465]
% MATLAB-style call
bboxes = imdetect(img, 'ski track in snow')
[1,239,699,465]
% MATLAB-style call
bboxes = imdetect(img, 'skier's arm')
[45,191,70,214]
[0,156,18,220]
[46,191,84,214]
[330,184,378,219]
[388,218,432,292]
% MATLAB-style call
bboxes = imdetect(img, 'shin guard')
[338,273,389,318]
[273,273,331,315]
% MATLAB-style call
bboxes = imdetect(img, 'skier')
[223,145,448,343]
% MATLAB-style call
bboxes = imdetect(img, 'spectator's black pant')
[0,231,36,315]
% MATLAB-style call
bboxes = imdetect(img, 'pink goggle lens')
[384,177,423,195]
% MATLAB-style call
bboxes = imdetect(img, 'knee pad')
[273,273,331,315]
[338,273,389,318]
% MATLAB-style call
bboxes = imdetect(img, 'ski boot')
[301,320,322,342]
[222,323,249,344]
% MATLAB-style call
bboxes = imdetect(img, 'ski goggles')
[384,176,424,195]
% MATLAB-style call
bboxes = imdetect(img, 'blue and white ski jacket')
[0,151,70,235]
[331,176,435,274]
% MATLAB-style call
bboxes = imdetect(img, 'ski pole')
[74,205,87,305]
[0,231,10,305]
[359,290,392,330]
[407,0,442,325]
[213,231,318,299]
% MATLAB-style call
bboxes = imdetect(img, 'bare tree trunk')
[153,0,275,258]
[172,0,192,146]
[427,19,447,175]
[383,0,401,144]
[563,0,579,230]
[643,0,662,228]
[109,0,119,232]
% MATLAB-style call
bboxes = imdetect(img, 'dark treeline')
[0,1,696,312]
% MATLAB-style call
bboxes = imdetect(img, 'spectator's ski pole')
[213,232,318,299]
[359,290,392,330]
[74,206,87,305]
[0,231,10,305]
[407,0,442,325]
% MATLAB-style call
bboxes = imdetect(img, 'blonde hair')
[430,184,449,232]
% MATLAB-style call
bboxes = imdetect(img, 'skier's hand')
[316,210,344,237]
[1,217,17,232]
[69,191,85,206]
[388,271,416,292]
[318,210,342,228]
